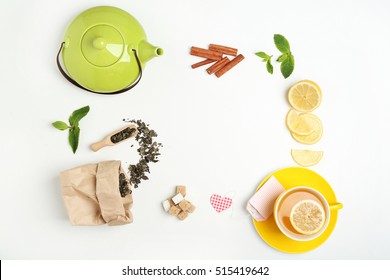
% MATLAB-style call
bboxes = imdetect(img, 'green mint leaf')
[274,34,290,54]
[266,60,273,74]
[280,54,294,79]
[255,51,270,60]
[276,53,288,63]
[52,121,69,130]
[68,127,80,154]
[255,52,273,74]
[69,106,90,126]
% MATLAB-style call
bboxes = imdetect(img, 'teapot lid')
[61,6,147,93]
[81,25,124,67]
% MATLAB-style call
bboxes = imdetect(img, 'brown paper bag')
[60,160,133,226]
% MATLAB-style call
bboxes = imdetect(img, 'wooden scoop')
[91,124,138,152]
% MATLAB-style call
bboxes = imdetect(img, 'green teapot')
[57,6,163,94]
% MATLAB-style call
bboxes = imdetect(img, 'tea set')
[56,6,342,254]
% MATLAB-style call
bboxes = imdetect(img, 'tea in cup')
[274,186,342,241]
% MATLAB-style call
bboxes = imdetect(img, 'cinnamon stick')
[190,46,223,61]
[209,44,238,56]
[191,59,215,69]
[215,54,245,78]
[206,57,230,74]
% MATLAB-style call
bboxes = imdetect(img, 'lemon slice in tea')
[290,199,325,235]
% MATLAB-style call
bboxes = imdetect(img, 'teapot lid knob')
[92,37,107,50]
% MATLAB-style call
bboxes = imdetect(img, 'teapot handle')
[56,42,142,95]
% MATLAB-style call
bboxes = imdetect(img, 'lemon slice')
[290,200,325,235]
[286,109,314,135]
[291,149,324,166]
[291,113,323,144]
[288,80,322,112]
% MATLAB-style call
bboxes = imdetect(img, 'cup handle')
[329,202,343,211]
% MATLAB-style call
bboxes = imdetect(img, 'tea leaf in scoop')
[69,106,90,126]
[68,126,80,154]
[52,121,69,130]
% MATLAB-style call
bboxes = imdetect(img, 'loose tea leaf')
[119,173,131,197]
[123,118,162,189]
[52,105,90,154]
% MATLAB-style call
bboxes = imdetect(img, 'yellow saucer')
[252,167,340,253]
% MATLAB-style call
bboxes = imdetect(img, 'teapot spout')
[138,40,163,63]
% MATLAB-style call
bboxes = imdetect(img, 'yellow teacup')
[274,186,342,241]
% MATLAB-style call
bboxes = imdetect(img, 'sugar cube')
[176,185,187,196]
[188,203,196,213]
[178,200,191,212]
[168,205,181,216]
[172,193,184,205]
[178,211,189,220]
[162,200,171,212]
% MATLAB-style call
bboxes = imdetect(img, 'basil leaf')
[255,51,270,59]
[266,60,273,74]
[274,34,290,54]
[281,54,295,79]
[277,53,288,63]
[68,127,80,154]
[69,106,90,126]
[52,121,69,130]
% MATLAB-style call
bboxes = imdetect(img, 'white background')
[0,0,389,260]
